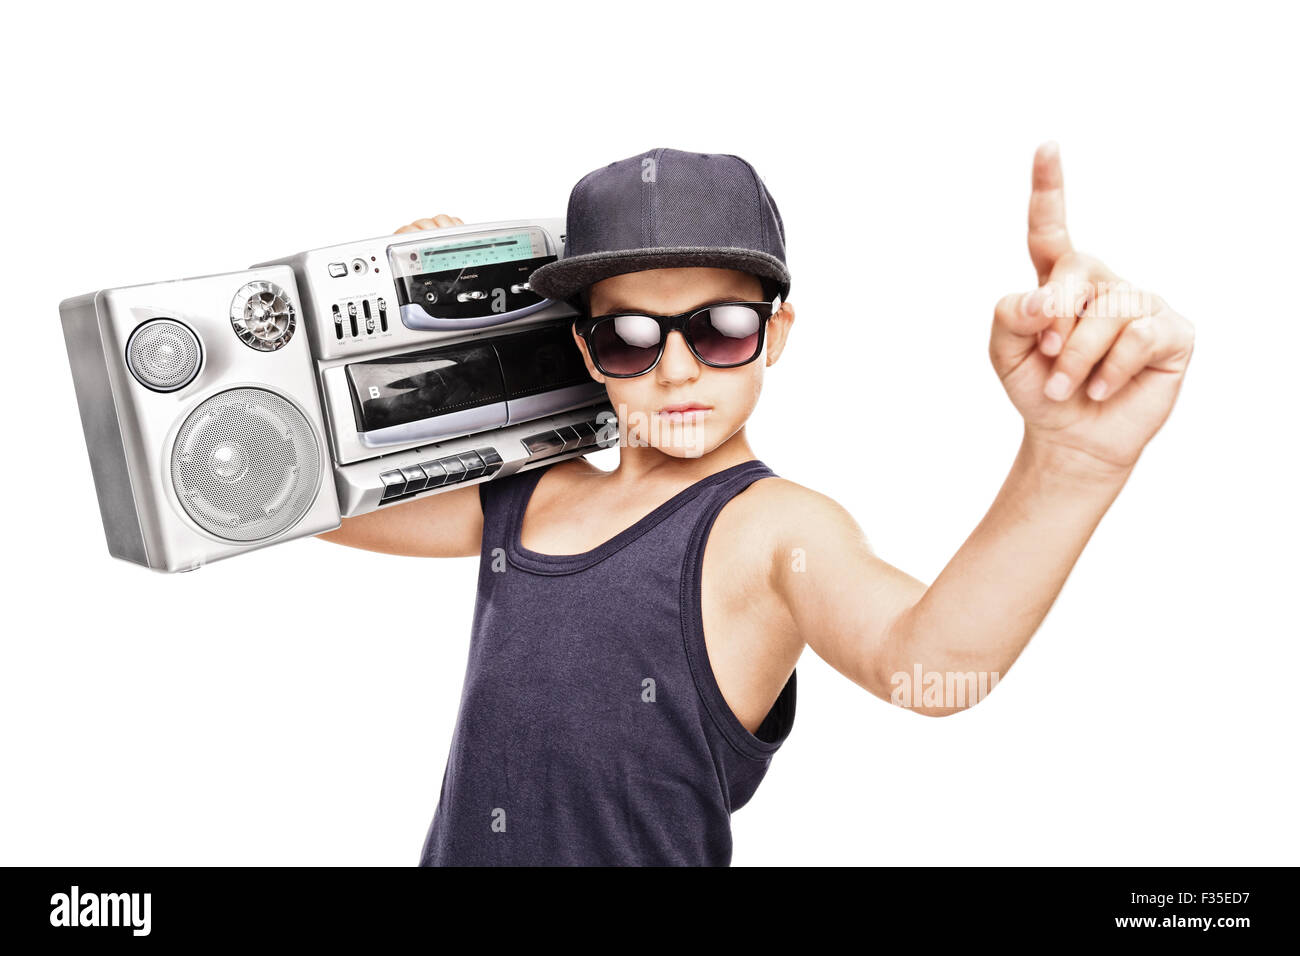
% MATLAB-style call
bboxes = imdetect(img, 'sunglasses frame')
[573,298,781,379]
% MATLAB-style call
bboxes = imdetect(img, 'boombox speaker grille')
[126,319,202,391]
[171,387,322,542]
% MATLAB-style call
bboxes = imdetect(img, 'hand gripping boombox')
[60,219,616,572]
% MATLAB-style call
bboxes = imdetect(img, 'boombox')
[61,219,616,572]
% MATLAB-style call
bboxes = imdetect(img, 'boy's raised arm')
[774,144,1195,716]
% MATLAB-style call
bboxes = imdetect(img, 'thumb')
[990,287,1054,378]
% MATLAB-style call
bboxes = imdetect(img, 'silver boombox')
[60,219,616,572]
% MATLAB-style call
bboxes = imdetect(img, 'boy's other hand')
[395,214,464,234]
[989,143,1195,481]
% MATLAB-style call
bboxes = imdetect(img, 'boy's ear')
[764,299,795,367]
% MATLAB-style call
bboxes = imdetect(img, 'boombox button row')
[522,420,604,457]
[379,447,503,503]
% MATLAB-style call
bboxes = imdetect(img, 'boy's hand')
[395,213,464,234]
[990,144,1195,479]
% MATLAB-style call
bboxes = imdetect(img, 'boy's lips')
[654,403,713,420]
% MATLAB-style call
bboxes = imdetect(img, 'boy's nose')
[656,330,701,381]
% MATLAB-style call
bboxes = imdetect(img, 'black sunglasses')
[574,298,781,378]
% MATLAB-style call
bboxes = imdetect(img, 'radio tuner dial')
[230,280,297,351]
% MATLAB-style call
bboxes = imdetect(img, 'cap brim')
[528,246,791,311]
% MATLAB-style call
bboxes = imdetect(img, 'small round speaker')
[125,319,203,392]
[230,280,296,351]
[170,387,322,542]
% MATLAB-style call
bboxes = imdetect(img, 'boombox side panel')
[60,293,149,567]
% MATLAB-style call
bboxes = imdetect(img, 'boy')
[321,145,1195,865]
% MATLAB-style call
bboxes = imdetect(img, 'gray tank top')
[418,458,797,866]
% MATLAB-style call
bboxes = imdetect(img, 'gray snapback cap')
[528,147,790,312]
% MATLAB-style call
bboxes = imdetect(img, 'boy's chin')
[628,425,721,460]
[656,443,715,460]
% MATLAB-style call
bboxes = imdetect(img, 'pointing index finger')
[1028,141,1073,285]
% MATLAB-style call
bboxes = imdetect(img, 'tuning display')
[230,280,297,351]
[387,226,556,326]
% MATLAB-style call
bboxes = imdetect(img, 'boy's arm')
[770,439,1129,716]
[773,143,1194,716]
[317,482,483,558]
[318,214,487,558]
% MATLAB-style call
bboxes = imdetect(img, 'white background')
[1,1,1295,866]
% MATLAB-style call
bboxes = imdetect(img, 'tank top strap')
[682,459,778,534]
[477,462,547,552]
[679,459,795,763]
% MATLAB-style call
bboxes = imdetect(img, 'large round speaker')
[170,387,322,542]
[125,319,202,392]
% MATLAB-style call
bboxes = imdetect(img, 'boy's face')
[572,267,794,459]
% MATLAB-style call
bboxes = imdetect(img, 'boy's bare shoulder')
[717,471,869,564]
[735,471,859,525]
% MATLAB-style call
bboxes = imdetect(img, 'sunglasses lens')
[592,314,663,375]
[687,305,763,366]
